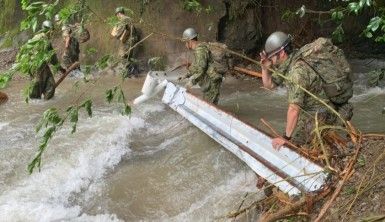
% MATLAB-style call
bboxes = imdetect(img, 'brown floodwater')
[0,58,384,221]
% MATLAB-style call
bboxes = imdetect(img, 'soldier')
[111,7,139,77]
[182,28,223,105]
[260,31,353,148]
[29,21,65,100]
[367,68,384,87]
[61,25,80,69]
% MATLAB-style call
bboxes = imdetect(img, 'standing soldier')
[29,21,65,100]
[111,7,139,77]
[61,25,80,69]
[182,28,223,105]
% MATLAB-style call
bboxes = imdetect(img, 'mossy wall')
[0,0,22,47]
[79,0,225,64]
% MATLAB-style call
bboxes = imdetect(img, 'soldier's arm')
[286,63,310,137]
[64,36,70,49]
[188,48,209,85]
[260,52,276,89]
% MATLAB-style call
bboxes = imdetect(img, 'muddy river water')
[0,59,384,221]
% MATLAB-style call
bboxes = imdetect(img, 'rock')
[218,0,262,53]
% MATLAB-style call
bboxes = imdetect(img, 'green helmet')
[264,31,291,58]
[42,20,53,31]
[182,28,198,41]
[115,7,125,14]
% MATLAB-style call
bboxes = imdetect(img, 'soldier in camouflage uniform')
[367,68,385,87]
[29,21,65,100]
[111,7,139,77]
[182,28,222,105]
[61,25,80,69]
[260,32,352,147]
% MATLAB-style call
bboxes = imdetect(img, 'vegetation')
[294,0,385,43]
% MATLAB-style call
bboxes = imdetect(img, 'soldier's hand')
[184,80,193,89]
[272,137,286,150]
[260,50,272,70]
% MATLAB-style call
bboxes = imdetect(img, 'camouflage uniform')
[273,53,337,144]
[368,68,385,87]
[113,15,139,77]
[187,43,222,104]
[62,28,80,69]
[29,33,59,100]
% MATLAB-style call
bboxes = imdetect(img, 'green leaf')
[123,104,132,116]
[117,88,125,103]
[332,24,345,43]
[105,89,114,103]
[80,99,93,117]
[357,155,366,167]
[69,107,79,123]
[71,124,77,134]
[366,31,373,38]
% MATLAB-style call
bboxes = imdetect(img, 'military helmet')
[115,7,125,15]
[62,25,71,33]
[42,20,53,31]
[182,28,198,41]
[264,31,291,58]
[54,14,61,22]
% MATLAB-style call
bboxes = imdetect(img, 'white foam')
[351,86,385,102]
[0,122,8,130]
[0,115,145,222]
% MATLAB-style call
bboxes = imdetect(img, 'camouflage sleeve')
[188,46,209,85]
[287,61,311,107]
[47,42,59,66]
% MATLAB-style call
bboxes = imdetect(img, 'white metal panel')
[162,82,328,195]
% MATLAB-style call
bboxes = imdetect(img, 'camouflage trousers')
[119,41,138,78]
[291,108,337,145]
[29,63,55,100]
[201,77,222,105]
[62,52,79,69]
[292,103,353,145]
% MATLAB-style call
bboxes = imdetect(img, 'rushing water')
[0,59,384,221]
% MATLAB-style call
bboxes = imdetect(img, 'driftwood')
[234,66,262,78]
[260,187,331,222]
[54,62,80,88]
[0,91,8,105]
[313,136,362,222]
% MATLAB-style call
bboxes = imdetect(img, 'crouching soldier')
[29,21,65,100]
[260,31,353,147]
[182,28,223,105]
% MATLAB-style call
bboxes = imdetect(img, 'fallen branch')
[260,197,307,222]
[234,66,262,78]
[54,62,80,88]
[260,187,331,222]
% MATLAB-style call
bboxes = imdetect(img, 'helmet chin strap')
[267,46,284,59]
